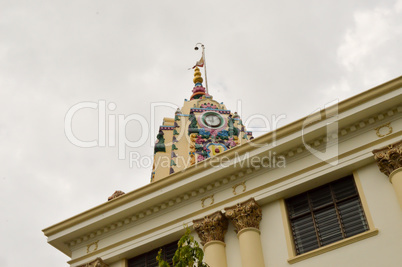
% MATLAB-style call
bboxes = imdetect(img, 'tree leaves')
[157,227,209,267]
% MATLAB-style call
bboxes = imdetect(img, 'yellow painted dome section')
[193,67,203,84]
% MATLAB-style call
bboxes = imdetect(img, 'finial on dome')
[190,67,206,100]
[193,67,203,85]
[189,43,209,99]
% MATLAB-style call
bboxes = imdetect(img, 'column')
[225,198,265,267]
[373,140,402,209]
[193,211,229,267]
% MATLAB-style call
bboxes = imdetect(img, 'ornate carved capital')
[193,211,228,246]
[224,198,262,233]
[77,257,109,267]
[373,140,402,177]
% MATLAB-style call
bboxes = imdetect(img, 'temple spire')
[192,43,209,95]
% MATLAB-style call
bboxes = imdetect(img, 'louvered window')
[285,175,369,255]
[128,240,177,267]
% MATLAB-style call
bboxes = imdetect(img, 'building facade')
[43,73,402,267]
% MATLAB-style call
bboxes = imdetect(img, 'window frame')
[127,240,178,267]
[280,172,378,264]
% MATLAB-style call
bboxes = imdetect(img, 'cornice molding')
[285,105,401,160]
[107,191,125,201]
[77,257,108,267]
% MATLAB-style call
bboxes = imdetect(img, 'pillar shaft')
[238,228,265,267]
[390,168,402,208]
[225,198,265,267]
[203,241,228,267]
[193,211,229,267]
[373,140,402,209]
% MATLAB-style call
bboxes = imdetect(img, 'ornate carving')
[193,211,228,245]
[227,114,240,138]
[77,257,109,267]
[224,198,262,233]
[188,110,199,135]
[373,140,402,177]
[200,103,218,109]
[108,190,125,201]
[189,133,197,165]
[86,240,99,254]
[375,122,393,137]
[232,181,246,195]
[154,129,166,153]
[201,195,214,208]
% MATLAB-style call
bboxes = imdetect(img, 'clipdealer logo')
[64,99,288,165]
[63,98,341,168]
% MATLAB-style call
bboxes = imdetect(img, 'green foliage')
[157,228,209,267]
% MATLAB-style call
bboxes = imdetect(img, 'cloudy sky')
[1,0,401,266]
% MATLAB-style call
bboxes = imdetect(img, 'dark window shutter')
[128,240,178,267]
[286,175,369,255]
[164,241,178,265]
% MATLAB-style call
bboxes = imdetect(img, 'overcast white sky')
[1,0,401,266]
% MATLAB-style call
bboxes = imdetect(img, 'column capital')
[224,198,262,233]
[373,140,402,177]
[193,211,228,246]
[77,257,109,267]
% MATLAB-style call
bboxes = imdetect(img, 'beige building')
[43,72,402,267]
